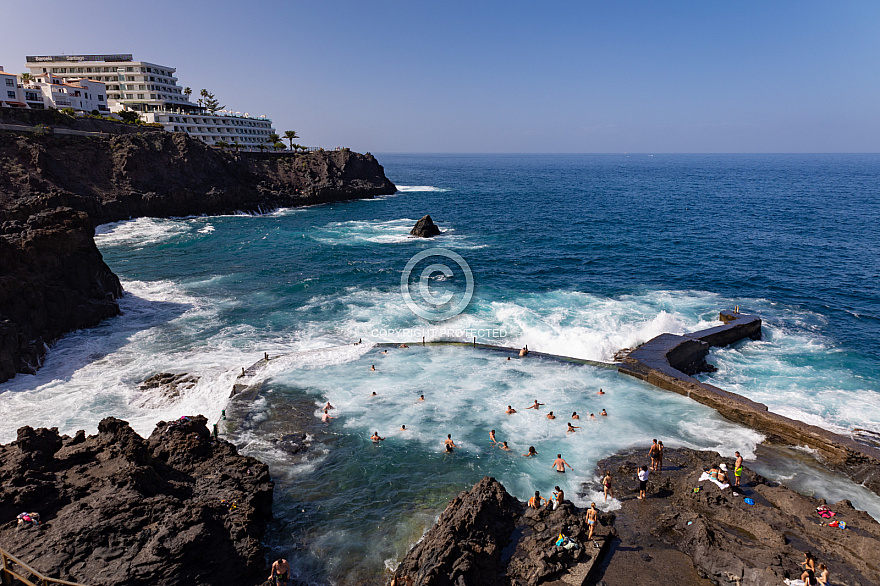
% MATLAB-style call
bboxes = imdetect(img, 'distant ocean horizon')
[2,153,879,584]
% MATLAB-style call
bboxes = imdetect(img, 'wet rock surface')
[0,415,274,586]
[410,214,441,238]
[393,477,607,586]
[139,372,201,399]
[592,447,880,586]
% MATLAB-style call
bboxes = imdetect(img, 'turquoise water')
[1,154,879,584]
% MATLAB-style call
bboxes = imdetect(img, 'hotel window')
[137,94,145,99]
[5,79,13,86]
[7,91,15,98]
[98,95,104,101]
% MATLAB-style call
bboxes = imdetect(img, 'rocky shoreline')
[0,416,273,586]
[0,125,396,382]
[392,447,880,586]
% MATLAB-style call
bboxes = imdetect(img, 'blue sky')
[3,1,879,152]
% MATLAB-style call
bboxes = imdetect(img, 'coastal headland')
[0,117,397,382]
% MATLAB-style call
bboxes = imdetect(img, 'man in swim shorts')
[734,451,744,486]
[269,558,290,586]
[321,408,335,423]
[552,453,572,473]
[526,400,544,410]
[371,431,385,443]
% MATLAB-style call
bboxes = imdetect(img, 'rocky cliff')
[0,415,273,586]
[0,129,397,382]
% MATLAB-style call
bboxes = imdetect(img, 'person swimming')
[571,412,580,419]
[371,431,385,443]
[444,434,456,450]
[546,411,556,420]
[506,405,517,414]
[400,424,407,431]
[370,365,376,371]
[522,446,538,457]
[324,401,334,410]
[321,408,335,423]
[597,388,605,395]
[567,422,580,433]
[526,400,544,410]
[600,409,607,416]
[418,394,425,401]
[489,429,497,443]
[499,441,511,451]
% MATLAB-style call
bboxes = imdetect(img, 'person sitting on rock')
[717,464,729,483]
[528,490,546,509]
[552,486,564,509]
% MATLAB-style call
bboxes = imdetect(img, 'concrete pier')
[619,311,880,495]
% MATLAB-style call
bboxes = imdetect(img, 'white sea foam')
[308,218,481,248]
[95,217,194,248]
[395,186,447,192]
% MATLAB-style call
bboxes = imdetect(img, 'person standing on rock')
[603,471,614,502]
[657,440,664,472]
[734,451,744,486]
[269,558,290,586]
[649,439,660,471]
[552,453,573,474]
[585,503,599,541]
[637,465,650,499]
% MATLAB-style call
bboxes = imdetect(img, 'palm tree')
[20,73,32,85]
[284,130,299,150]
[273,141,286,152]
[184,87,192,101]
[216,140,230,150]
[268,132,281,145]
[257,144,267,153]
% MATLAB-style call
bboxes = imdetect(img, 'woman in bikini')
[585,502,599,541]
[602,470,613,501]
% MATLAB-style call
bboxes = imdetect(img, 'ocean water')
[1,154,879,584]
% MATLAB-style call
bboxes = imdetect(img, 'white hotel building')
[25,54,276,150]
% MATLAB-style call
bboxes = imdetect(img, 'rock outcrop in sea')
[0,126,397,382]
[410,214,441,237]
[0,415,273,586]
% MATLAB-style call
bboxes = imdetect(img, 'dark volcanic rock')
[0,416,274,586]
[410,215,441,238]
[593,447,880,586]
[140,372,201,399]
[0,207,122,382]
[393,477,603,586]
[0,130,396,382]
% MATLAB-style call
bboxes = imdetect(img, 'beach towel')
[698,471,730,490]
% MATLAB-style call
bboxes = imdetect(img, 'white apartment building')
[0,66,28,108]
[24,54,278,151]
[141,110,276,149]
[22,73,109,113]
[25,54,190,113]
